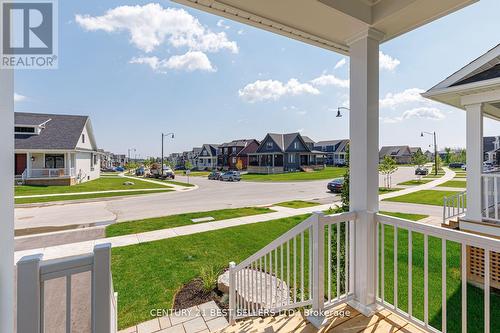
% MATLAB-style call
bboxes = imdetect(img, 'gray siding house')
[379,145,412,164]
[248,133,325,174]
[314,139,349,166]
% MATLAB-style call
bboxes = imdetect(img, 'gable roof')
[15,112,92,150]
[422,44,500,118]
[201,144,219,156]
[410,147,422,154]
[219,139,256,148]
[484,136,498,153]
[315,139,349,152]
[379,146,411,157]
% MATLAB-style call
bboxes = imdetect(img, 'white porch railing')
[443,191,466,224]
[376,213,500,333]
[482,173,500,221]
[229,211,500,332]
[28,168,76,178]
[228,211,355,323]
[16,243,116,333]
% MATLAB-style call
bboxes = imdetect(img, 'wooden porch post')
[347,28,383,315]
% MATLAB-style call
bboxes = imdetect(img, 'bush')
[199,265,219,292]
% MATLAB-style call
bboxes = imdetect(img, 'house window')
[82,134,85,143]
[232,157,236,164]
[45,154,64,169]
[294,142,298,149]
[266,142,273,149]
[93,154,98,165]
[289,154,295,163]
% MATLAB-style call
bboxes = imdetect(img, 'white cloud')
[379,51,400,71]
[130,51,215,72]
[14,93,27,102]
[310,74,349,88]
[382,107,445,123]
[216,19,230,29]
[75,4,238,54]
[380,88,426,109]
[239,79,319,102]
[237,29,244,35]
[334,58,346,70]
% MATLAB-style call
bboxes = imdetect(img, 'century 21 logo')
[2,2,53,54]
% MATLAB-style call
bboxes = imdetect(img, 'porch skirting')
[247,166,284,174]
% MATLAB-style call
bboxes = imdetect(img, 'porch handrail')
[376,213,500,333]
[28,168,76,178]
[16,243,116,333]
[443,190,466,224]
[482,173,500,221]
[228,211,356,324]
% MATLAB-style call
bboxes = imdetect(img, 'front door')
[15,154,27,176]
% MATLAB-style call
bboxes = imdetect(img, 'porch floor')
[221,304,424,333]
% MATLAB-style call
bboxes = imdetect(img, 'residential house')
[188,147,202,168]
[409,147,422,156]
[314,139,349,166]
[197,144,219,170]
[14,112,100,185]
[379,145,412,164]
[248,133,325,174]
[217,139,260,170]
[483,136,500,165]
[111,154,127,167]
[99,150,113,169]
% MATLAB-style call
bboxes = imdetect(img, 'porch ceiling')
[173,0,477,54]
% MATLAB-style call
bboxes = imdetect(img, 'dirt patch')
[173,278,228,312]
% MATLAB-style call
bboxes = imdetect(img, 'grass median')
[437,180,467,188]
[382,190,461,206]
[105,207,276,237]
[275,200,321,209]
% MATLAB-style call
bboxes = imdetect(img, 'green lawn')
[15,177,169,196]
[379,211,429,221]
[15,190,172,204]
[398,179,432,186]
[383,190,463,206]
[379,187,403,194]
[106,207,275,237]
[274,200,321,209]
[241,167,347,182]
[437,180,467,188]
[112,212,498,331]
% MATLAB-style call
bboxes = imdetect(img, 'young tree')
[340,144,350,212]
[444,147,452,164]
[185,160,193,171]
[379,156,398,189]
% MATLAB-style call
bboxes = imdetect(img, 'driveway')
[15,167,418,230]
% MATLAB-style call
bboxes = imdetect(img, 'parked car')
[135,166,145,176]
[208,171,222,180]
[415,167,429,175]
[449,162,464,168]
[461,164,467,170]
[220,171,241,181]
[327,178,344,193]
[114,166,125,172]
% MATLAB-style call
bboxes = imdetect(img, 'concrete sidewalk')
[14,203,336,263]
[379,167,455,200]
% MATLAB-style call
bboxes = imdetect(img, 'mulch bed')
[173,278,228,312]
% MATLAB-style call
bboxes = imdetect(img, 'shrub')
[199,265,219,292]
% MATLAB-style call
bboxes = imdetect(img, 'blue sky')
[14,0,500,158]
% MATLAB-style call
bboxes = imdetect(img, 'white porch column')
[0,68,15,331]
[465,103,483,222]
[348,28,383,315]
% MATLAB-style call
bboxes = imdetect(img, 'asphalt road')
[15,167,417,230]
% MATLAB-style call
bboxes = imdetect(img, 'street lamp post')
[421,131,438,176]
[335,106,350,117]
[162,132,175,176]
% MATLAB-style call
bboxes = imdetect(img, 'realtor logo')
[1,0,58,69]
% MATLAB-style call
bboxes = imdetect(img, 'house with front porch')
[197,144,219,170]
[314,139,349,166]
[379,145,413,164]
[248,133,325,174]
[14,112,100,185]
